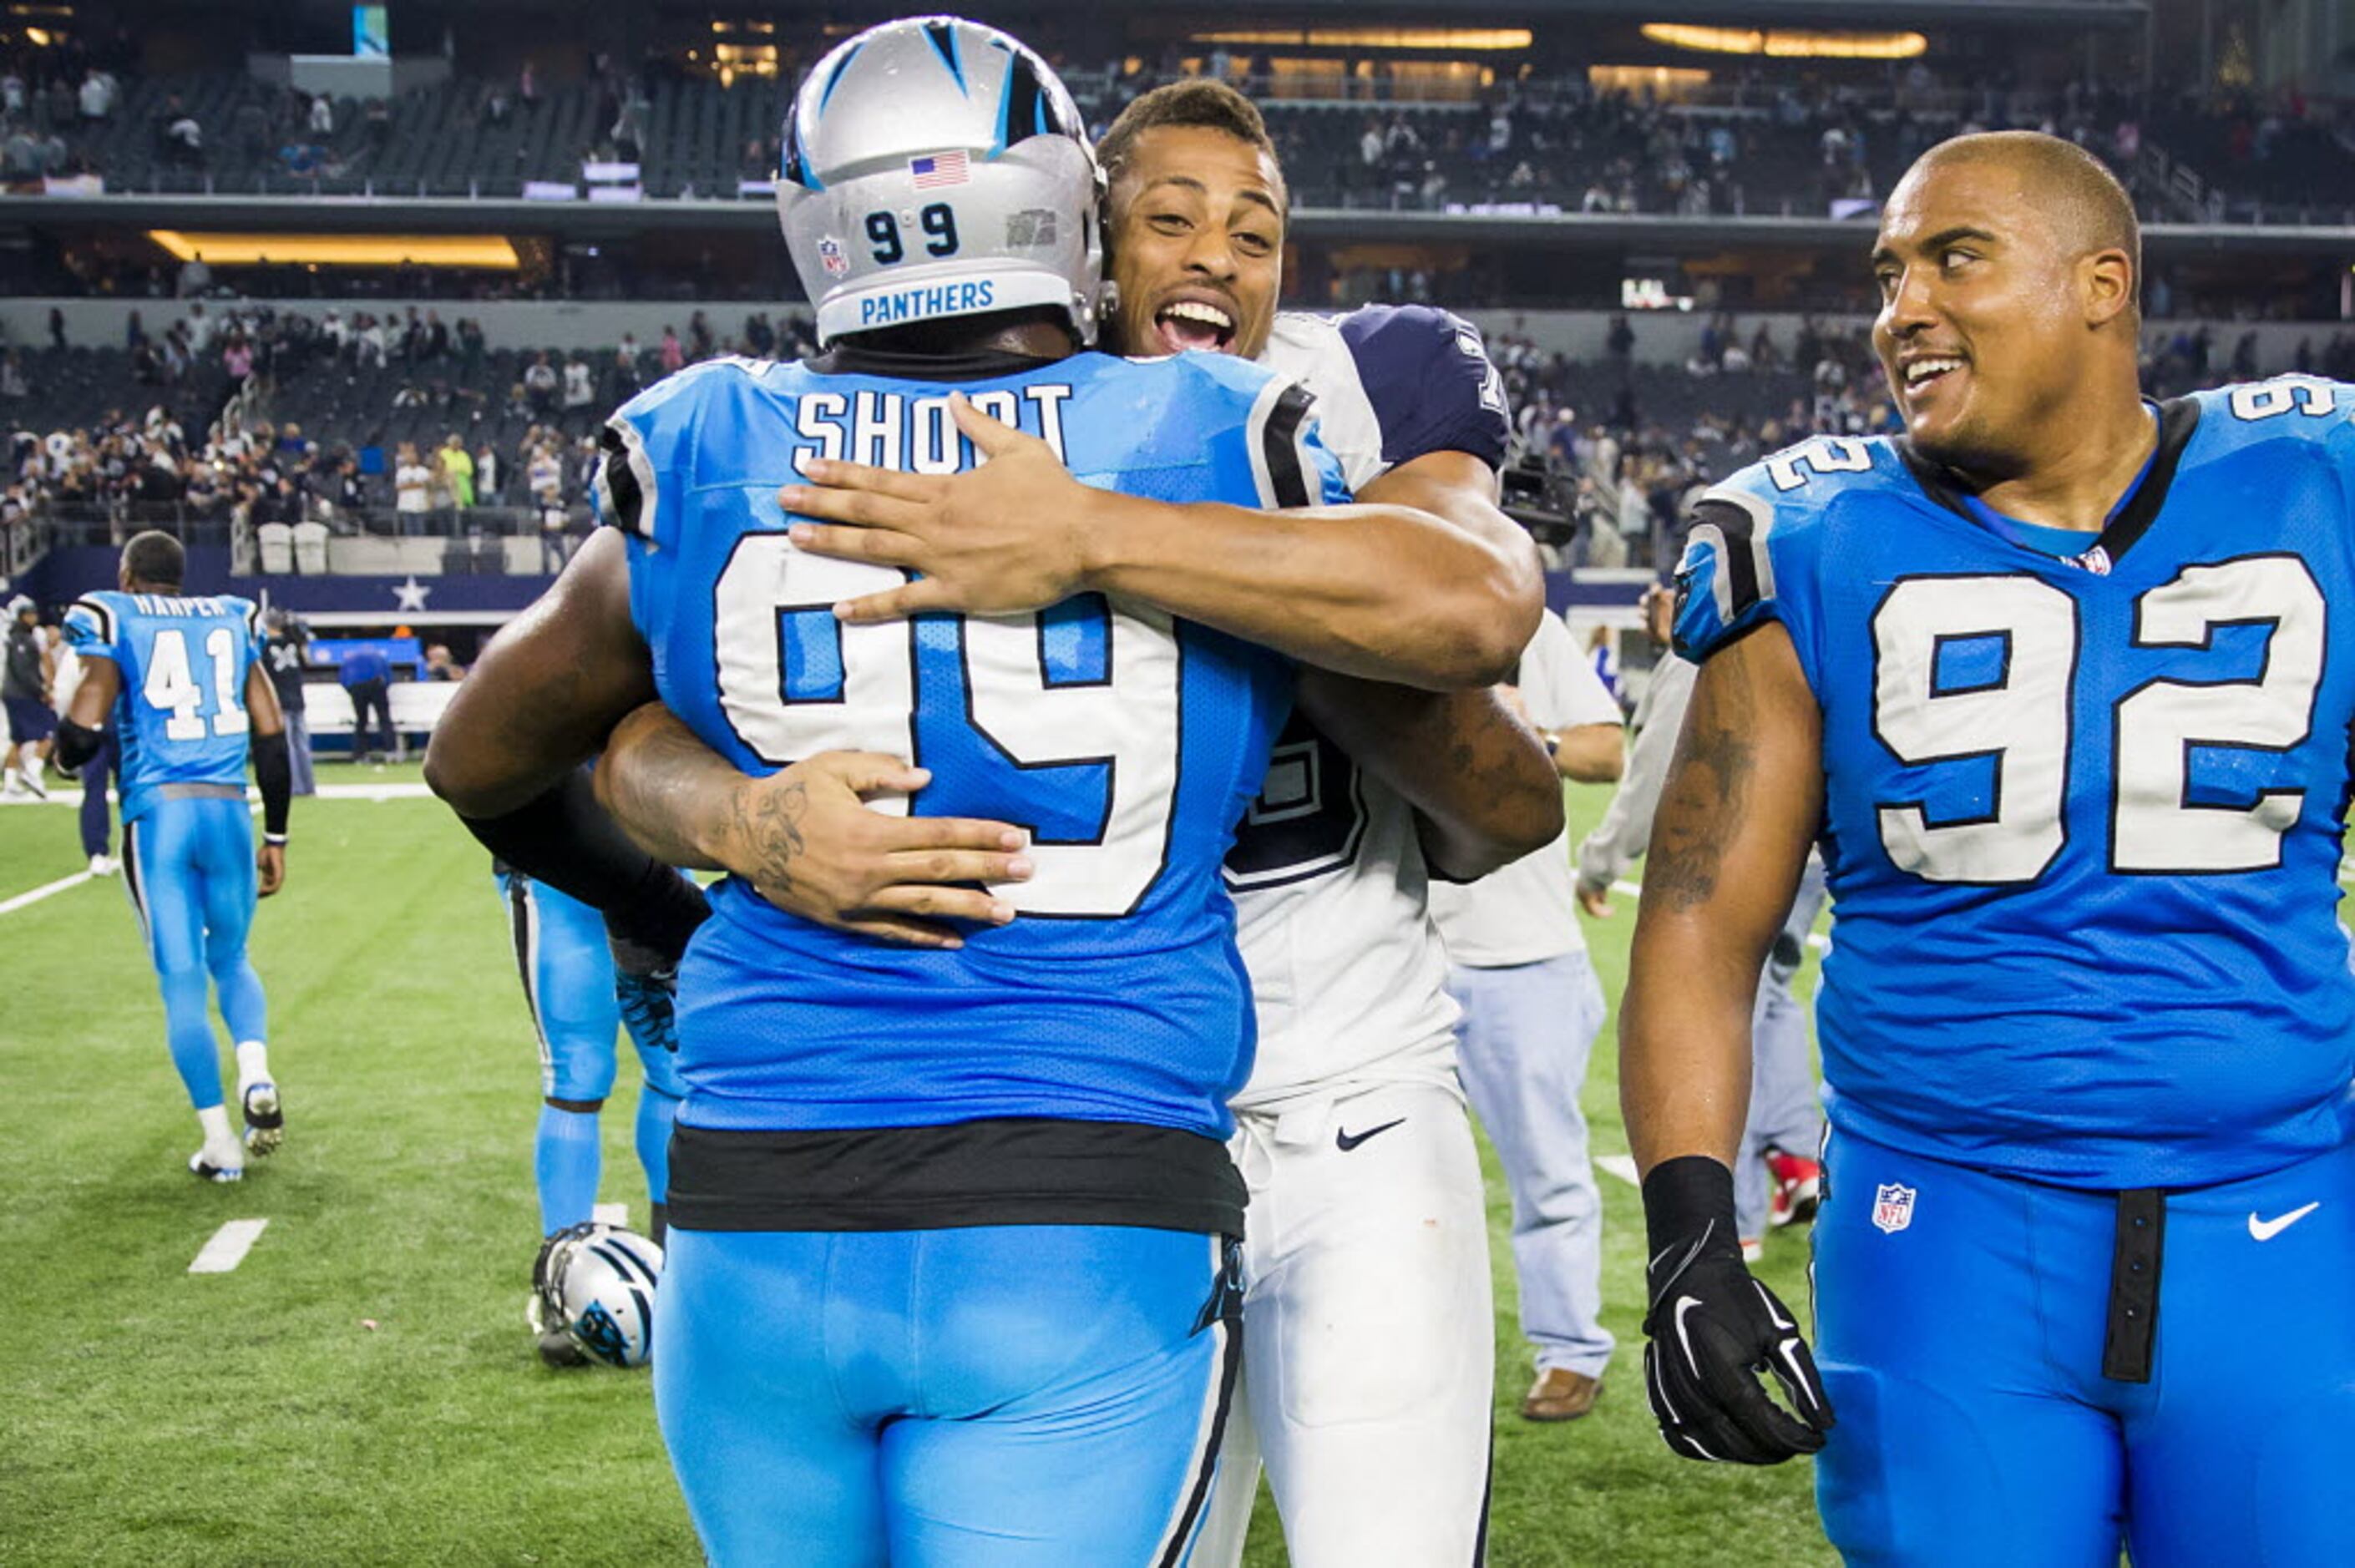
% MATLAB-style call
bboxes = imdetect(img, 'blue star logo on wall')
[392,576,432,613]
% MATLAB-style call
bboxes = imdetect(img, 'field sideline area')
[0,772,1834,1566]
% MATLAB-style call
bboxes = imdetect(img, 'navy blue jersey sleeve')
[1334,304,1511,473]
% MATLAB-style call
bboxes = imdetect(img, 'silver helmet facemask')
[777,17,1107,348]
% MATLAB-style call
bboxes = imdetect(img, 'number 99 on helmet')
[776,15,1107,347]
[529,1222,664,1368]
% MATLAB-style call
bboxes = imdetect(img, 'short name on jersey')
[793,382,1071,474]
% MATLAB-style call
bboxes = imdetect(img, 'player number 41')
[142,626,250,741]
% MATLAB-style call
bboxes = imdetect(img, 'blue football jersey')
[1675,382,2355,1189]
[600,351,1347,1140]
[63,589,264,825]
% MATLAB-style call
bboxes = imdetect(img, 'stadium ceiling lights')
[1191,28,1535,51]
[1640,23,1927,59]
[145,231,522,270]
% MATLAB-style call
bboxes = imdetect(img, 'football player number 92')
[1870,557,2324,882]
[712,536,1180,918]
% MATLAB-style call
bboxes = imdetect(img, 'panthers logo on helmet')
[573,1302,632,1366]
[773,16,1106,347]
[531,1222,664,1368]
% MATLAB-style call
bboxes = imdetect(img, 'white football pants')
[1193,1077,1495,1567]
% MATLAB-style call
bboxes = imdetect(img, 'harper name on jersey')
[1675,378,2355,1189]
[62,590,265,822]
[600,351,1346,1141]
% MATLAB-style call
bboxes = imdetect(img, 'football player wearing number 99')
[1624,129,2355,1565]
[594,77,1563,1567]
[58,530,292,1184]
[428,18,1375,1565]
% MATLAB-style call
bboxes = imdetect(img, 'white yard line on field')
[0,781,437,807]
[189,1218,270,1274]
[0,789,446,916]
[0,868,93,915]
[592,1203,629,1227]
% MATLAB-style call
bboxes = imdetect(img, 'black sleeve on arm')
[459,766,710,959]
[56,718,103,772]
[251,729,292,841]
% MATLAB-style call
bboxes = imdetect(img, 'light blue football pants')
[656,1224,1243,1566]
[122,795,266,1111]
[497,872,684,1233]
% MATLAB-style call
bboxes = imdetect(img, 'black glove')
[609,928,681,1058]
[1641,1155,1834,1464]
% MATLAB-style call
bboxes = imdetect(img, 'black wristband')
[602,862,711,964]
[56,717,103,772]
[251,729,292,839]
[461,768,709,956]
[1641,1154,1743,1279]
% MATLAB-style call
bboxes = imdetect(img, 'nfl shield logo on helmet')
[1872,1182,1917,1235]
[817,235,849,279]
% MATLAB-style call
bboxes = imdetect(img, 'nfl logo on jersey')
[1872,1183,1917,1235]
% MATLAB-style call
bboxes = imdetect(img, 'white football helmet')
[777,15,1107,346]
[529,1222,663,1368]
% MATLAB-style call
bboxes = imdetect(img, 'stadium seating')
[46,61,2350,227]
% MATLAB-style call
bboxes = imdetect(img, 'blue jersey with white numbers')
[62,589,263,825]
[1674,382,2355,1189]
[602,351,1345,1139]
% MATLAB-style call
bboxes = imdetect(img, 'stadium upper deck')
[0,3,2342,320]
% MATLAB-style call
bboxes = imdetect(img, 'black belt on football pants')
[2102,1188,2166,1383]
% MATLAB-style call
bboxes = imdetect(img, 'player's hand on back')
[718,751,1034,950]
[781,395,1095,624]
[256,842,286,898]
[1640,1155,1833,1464]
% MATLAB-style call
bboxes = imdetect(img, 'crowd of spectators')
[1482,312,1894,569]
[1486,310,2355,569]
[3,281,2347,583]
[8,23,2355,228]
[0,300,819,566]
[0,28,138,183]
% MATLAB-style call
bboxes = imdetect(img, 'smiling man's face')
[1106,124,1285,363]
[1870,149,2126,472]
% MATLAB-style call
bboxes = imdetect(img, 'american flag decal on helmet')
[911,151,969,188]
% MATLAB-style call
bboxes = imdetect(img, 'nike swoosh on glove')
[1641,1154,1834,1464]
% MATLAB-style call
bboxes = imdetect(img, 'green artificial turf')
[0,778,1835,1565]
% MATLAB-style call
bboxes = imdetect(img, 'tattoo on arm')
[1647,661,1757,910]
[729,777,811,897]
[600,714,747,872]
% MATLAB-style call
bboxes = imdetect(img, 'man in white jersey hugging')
[598,78,1558,1565]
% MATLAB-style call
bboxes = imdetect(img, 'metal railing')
[15,499,587,553]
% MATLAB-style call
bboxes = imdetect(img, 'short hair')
[1097,78,1283,204]
[121,529,185,588]
[1916,131,2140,293]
